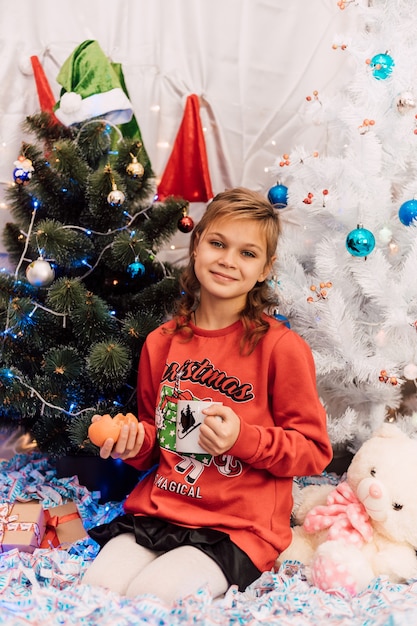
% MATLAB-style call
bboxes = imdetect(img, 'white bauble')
[26,259,55,287]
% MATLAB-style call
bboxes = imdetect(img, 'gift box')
[0,501,45,553]
[41,501,87,548]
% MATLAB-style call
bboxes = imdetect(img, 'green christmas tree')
[0,110,187,459]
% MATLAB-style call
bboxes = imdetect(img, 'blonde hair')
[170,187,280,354]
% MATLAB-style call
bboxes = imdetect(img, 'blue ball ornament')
[346,226,376,257]
[369,53,395,80]
[398,199,417,226]
[13,167,32,185]
[0,368,14,382]
[268,184,288,208]
[273,311,291,328]
[127,260,145,277]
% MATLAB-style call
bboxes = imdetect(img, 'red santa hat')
[157,94,213,202]
[30,56,60,123]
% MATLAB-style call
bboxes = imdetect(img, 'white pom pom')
[404,363,417,380]
[378,227,392,245]
[19,55,34,76]
[60,92,82,113]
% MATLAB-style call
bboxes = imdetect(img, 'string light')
[1,368,96,417]
[0,115,176,425]
[74,119,123,146]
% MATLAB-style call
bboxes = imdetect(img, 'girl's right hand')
[91,414,145,460]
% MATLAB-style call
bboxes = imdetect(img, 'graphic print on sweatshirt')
[155,358,248,485]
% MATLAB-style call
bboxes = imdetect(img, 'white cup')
[176,400,222,454]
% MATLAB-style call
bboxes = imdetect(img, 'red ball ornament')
[178,214,194,233]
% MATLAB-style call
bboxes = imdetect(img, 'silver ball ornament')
[396,91,416,114]
[107,188,126,207]
[26,258,55,287]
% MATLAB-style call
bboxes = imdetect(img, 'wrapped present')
[0,501,45,553]
[41,501,87,549]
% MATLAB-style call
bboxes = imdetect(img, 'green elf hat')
[54,40,133,126]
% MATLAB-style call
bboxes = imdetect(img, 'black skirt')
[88,514,261,591]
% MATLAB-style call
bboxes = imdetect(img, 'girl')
[82,187,332,603]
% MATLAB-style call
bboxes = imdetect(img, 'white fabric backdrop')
[0,0,354,264]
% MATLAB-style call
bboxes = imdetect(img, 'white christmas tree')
[269,0,417,454]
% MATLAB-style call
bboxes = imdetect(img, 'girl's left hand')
[198,404,240,455]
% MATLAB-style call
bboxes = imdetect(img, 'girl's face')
[193,217,274,309]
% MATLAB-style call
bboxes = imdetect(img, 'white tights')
[81,533,229,604]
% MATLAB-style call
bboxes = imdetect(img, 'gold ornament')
[126,155,144,178]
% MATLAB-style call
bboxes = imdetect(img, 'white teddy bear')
[278,422,417,595]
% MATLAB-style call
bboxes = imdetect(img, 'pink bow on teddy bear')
[303,481,373,546]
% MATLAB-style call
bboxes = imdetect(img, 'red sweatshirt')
[124,315,332,573]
